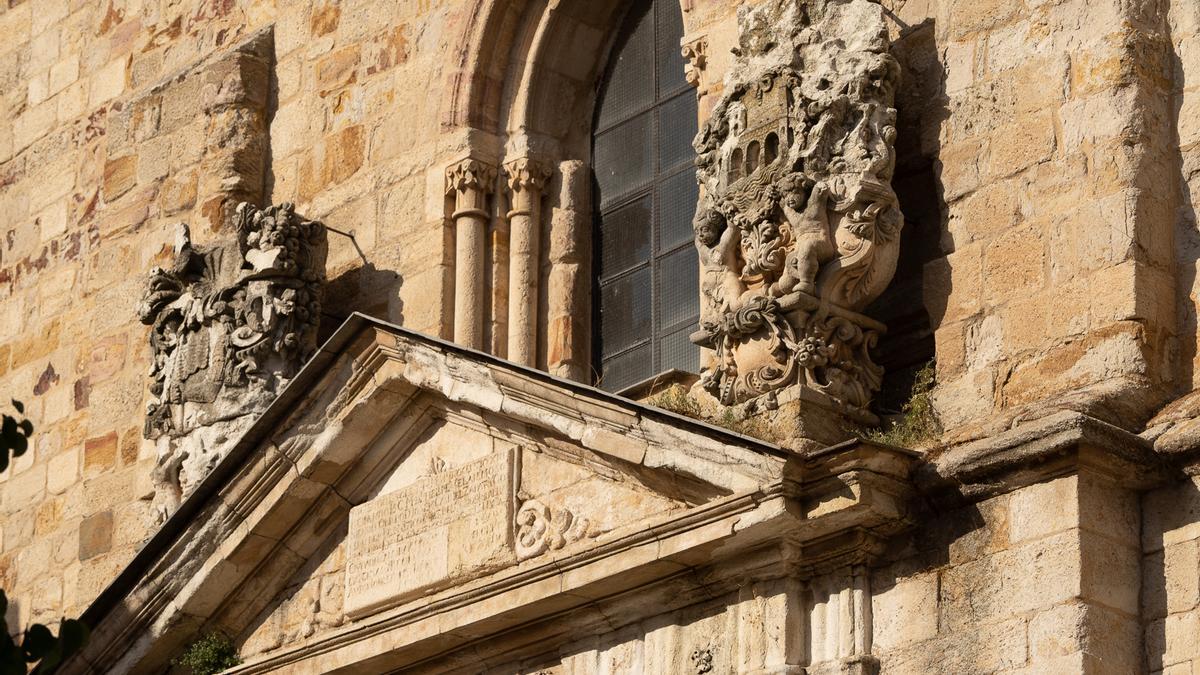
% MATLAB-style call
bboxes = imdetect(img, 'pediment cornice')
[62,314,922,674]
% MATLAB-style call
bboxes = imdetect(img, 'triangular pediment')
[76,315,918,674]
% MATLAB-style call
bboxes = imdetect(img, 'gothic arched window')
[592,0,699,393]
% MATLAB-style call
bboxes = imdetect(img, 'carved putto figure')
[690,0,901,411]
[138,202,328,520]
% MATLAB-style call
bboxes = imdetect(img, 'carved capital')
[503,158,553,194]
[445,158,498,196]
[681,36,708,90]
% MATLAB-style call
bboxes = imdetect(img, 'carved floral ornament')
[690,0,901,411]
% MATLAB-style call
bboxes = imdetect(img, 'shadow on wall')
[867,14,950,415]
[320,262,404,344]
[1171,18,1200,394]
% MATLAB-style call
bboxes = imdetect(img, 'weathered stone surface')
[690,0,900,420]
[137,202,327,520]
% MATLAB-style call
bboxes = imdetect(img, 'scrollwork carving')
[514,498,590,561]
[690,0,900,411]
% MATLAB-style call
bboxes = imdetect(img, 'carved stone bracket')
[681,36,708,95]
[690,0,902,415]
[138,202,328,520]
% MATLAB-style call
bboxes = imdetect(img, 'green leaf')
[10,401,22,415]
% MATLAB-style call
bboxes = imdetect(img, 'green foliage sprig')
[174,632,241,675]
[865,361,942,448]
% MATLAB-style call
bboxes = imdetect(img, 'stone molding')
[63,314,920,674]
[681,35,707,92]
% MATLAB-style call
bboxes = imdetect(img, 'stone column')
[504,158,552,368]
[546,160,592,381]
[446,158,497,350]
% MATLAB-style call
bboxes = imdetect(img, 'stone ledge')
[917,410,1169,503]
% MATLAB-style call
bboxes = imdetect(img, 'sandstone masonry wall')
[0,0,1198,667]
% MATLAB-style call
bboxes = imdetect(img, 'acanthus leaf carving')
[138,202,328,521]
[691,0,901,411]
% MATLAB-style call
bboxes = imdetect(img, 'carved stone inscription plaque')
[344,450,516,617]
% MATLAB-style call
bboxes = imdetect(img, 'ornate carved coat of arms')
[137,202,328,519]
[690,0,902,413]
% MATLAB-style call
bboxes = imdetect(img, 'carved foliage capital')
[681,36,708,89]
[445,158,498,196]
[503,158,553,194]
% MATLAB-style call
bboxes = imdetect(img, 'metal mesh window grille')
[593,0,698,393]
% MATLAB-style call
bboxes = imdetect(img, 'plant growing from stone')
[865,362,942,448]
[0,400,90,673]
[174,632,240,675]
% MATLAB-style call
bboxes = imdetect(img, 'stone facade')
[0,0,1199,672]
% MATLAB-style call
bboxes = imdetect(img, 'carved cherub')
[773,179,835,296]
[694,199,745,317]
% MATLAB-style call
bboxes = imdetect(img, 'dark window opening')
[592,0,698,393]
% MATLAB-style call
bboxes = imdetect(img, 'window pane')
[592,0,699,390]
[594,113,652,208]
[655,0,689,99]
[600,196,652,280]
[600,266,652,357]
[596,2,654,130]
[657,246,699,330]
[659,323,700,374]
[658,92,698,173]
[601,343,652,393]
[658,170,699,252]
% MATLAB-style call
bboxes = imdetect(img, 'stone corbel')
[681,35,708,97]
[446,158,498,350]
[503,158,553,367]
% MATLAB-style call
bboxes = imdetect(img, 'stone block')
[871,573,938,651]
[45,448,79,495]
[89,56,127,107]
[102,154,137,201]
[945,0,1021,39]
[83,432,118,476]
[949,180,1018,244]
[986,112,1056,179]
[1164,540,1200,616]
[982,223,1044,303]
[923,243,983,326]
[1028,601,1086,660]
[48,55,78,94]
[937,137,986,203]
[1009,476,1078,544]
[317,45,360,96]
